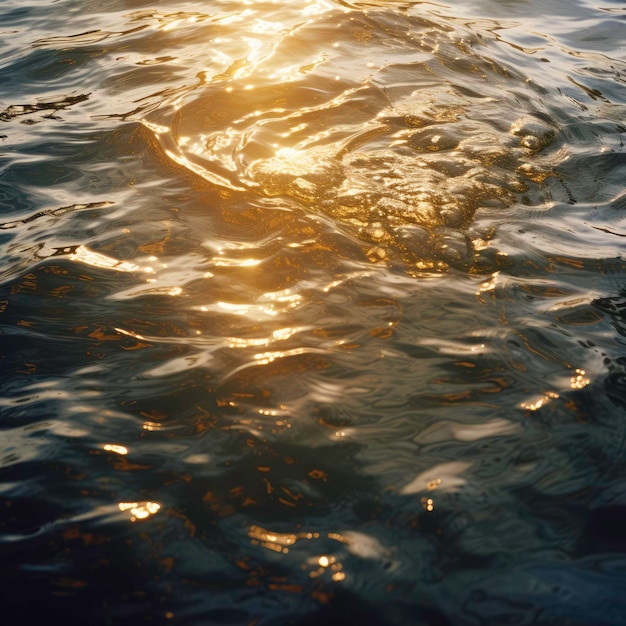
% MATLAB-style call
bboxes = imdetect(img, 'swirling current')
[0,0,625,624]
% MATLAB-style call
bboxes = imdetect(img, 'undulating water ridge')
[0,0,625,624]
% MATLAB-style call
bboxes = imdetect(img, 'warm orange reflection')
[520,391,560,412]
[309,554,344,580]
[318,555,331,567]
[247,524,400,585]
[477,271,499,295]
[118,501,161,522]
[212,257,262,268]
[570,368,590,390]
[422,497,435,512]
[253,347,308,365]
[251,146,337,185]
[248,524,299,554]
[227,327,302,349]
[103,444,128,455]
[249,525,299,546]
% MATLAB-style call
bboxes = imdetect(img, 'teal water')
[0,0,625,624]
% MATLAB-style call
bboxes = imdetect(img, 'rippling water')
[1,0,625,623]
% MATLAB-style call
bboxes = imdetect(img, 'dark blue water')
[1,0,625,624]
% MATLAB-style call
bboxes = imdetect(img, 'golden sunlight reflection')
[256,146,336,180]
[103,443,128,455]
[105,251,198,300]
[212,257,262,268]
[69,245,138,272]
[248,524,394,583]
[400,461,472,496]
[141,120,170,137]
[216,10,251,27]
[477,271,499,295]
[199,288,302,319]
[248,525,299,554]
[227,326,303,348]
[309,554,344,580]
[248,524,358,582]
[422,497,435,512]
[301,0,336,15]
[118,501,161,522]
[253,347,310,365]
[114,327,148,341]
[571,368,590,390]
[250,18,285,35]
[164,147,247,191]
[520,390,560,412]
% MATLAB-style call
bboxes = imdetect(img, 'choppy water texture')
[1,0,625,623]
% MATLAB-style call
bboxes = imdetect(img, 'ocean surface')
[0,0,625,623]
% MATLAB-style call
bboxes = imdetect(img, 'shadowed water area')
[0,0,625,623]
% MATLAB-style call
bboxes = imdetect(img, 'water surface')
[1,0,625,623]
